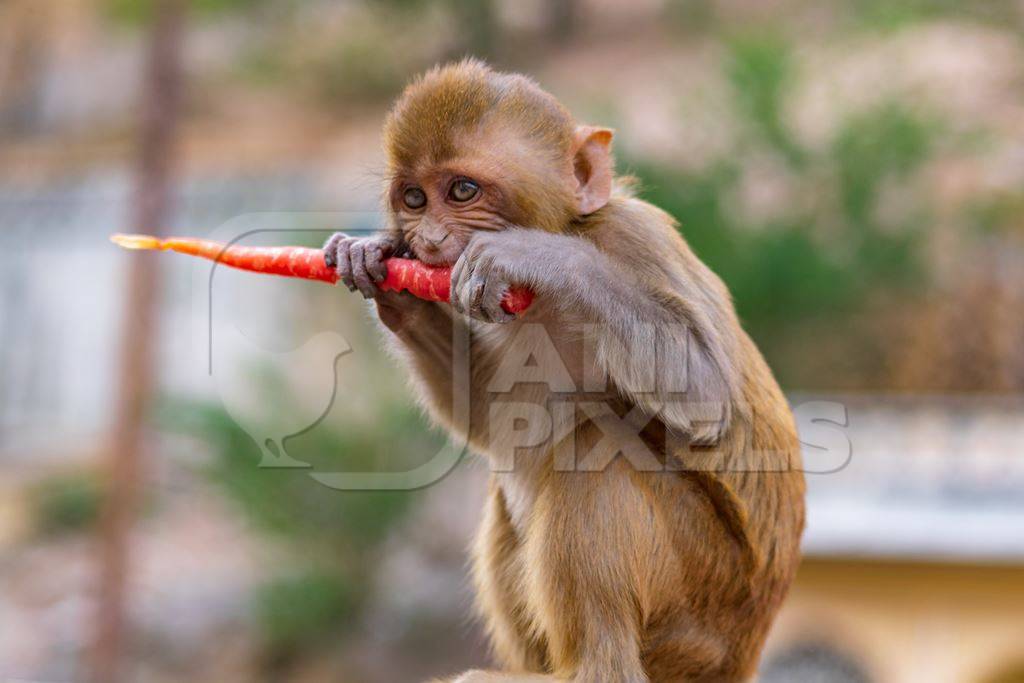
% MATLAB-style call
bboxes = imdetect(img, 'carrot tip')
[110,233,165,251]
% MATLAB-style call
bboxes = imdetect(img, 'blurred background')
[1,0,1023,682]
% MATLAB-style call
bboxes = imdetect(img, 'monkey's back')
[627,195,806,676]
[644,336,806,681]
[545,196,806,679]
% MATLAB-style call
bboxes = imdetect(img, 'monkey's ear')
[571,125,614,215]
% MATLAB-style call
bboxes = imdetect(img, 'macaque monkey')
[324,60,805,683]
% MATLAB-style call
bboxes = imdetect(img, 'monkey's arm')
[451,227,743,444]
[452,227,760,572]
[324,229,406,298]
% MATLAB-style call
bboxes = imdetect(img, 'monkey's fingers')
[467,272,487,316]
[481,276,515,324]
[322,232,348,269]
[334,239,357,292]
[449,252,472,314]
[364,241,390,283]
[349,242,378,299]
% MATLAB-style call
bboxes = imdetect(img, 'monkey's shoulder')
[580,196,699,267]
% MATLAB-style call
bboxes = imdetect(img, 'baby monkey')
[325,60,804,683]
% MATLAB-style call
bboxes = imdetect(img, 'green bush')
[311,35,408,107]
[726,34,805,167]
[848,0,1020,31]
[163,389,444,663]
[629,35,942,388]
[171,399,436,553]
[255,568,358,662]
[29,472,104,537]
[104,0,275,25]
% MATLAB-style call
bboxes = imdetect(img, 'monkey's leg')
[522,462,652,683]
[471,481,550,673]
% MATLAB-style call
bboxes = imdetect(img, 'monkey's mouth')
[412,241,465,268]
[413,250,455,267]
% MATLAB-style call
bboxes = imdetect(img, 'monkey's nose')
[423,232,449,251]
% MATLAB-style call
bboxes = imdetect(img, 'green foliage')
[849,0,1020,31]
[632,162,854,345]
[227,0,501,104]
[166,398,436,554]
[632,69,937,386]
[726,34,805,167]
[29,472,104,537]
[832,103,936,224]
[371,0,434,11]
[162,381,444,661]
[312,35,408,107]
[237,45,289,87]
[254,569,358,661]
[238,6,427,105]
[445,0,500,59]
[968,191,1024,238]
[664,0,717,34]
[104,0,276,25]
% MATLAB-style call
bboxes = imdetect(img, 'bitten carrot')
[110,234,534,314]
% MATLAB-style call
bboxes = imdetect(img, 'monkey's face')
[388,143,531,266]
[382,62,593,257]
[387,126,581,266]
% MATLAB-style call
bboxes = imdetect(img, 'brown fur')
[333,60,805,682]
[384,59,578,235]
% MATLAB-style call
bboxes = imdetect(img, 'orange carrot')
[110,234,534,314]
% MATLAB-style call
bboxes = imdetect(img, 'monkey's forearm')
[514,233,681,339]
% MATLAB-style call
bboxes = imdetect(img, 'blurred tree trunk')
[90,2,184,682]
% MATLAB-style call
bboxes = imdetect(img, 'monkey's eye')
[448,178,479,203]
[403,187,427,210]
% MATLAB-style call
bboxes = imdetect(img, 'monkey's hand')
[451,228,580,324]
[324,231,405,298]
[323,231,436,332]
